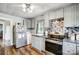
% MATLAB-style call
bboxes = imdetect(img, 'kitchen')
[0,3,79,55]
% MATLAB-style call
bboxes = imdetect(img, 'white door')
[5,25,11,46]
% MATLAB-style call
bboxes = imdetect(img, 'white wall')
[0,13,26,46]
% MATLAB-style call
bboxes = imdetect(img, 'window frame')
[36,20,45,34]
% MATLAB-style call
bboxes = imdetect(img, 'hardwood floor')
[4,45,47,55]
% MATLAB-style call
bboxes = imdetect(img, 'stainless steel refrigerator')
[13,23,27,48]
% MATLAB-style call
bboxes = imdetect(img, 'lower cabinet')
[63,42,76,55]
[77,44,79,55]
[32,36,45,51]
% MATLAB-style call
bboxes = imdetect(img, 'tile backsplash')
[49,18,64,34]
[65,27,79,34]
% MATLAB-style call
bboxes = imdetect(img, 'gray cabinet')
[64,4,76,27]
[64,4,79,27]
[63,41,76,55]
[56,9,64,18]
[76,4,79,26]
[77,44,79,55]
[32,36,45,51]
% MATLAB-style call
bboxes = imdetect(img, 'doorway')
[0,23,4,55]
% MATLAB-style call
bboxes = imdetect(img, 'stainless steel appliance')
[45,41,62,55]
[13,23,27,48]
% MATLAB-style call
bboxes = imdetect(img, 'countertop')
[32,34,79,44]
[32,34,48,38]
[63,38,79,44]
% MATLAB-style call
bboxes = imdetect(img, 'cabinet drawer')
[63,48,76,52]
[63,52,76,55]
[63,42,76,48]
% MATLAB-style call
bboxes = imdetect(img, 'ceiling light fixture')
[22,3,34,13]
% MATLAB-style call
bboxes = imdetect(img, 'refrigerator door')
[16,32,27,48]
[15,24,27,48]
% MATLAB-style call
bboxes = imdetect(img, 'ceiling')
[0,3,71,18]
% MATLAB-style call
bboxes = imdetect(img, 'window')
[36,20,44,34]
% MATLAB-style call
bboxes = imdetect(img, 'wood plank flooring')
[4,45,47,55]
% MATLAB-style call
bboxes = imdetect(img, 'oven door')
[45,41,62,55]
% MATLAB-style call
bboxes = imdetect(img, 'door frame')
[0,21,5,47]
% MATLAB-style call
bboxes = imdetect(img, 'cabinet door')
[31,19,35,28]
[35,37,41,51]
[77,44,79,55]
[31,36,36,48]
[26,20,31,29]
[32,36,45,51]
[56,9,64,18]
[63,42,76,55]
[64,5,76,27]
[76,4,79,26]
[41,38,45,51]
[49,11,56,19]
[35,37,45,51]
[44,12,50,28]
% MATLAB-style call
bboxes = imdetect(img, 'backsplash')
[64,27,79,40]
[49,18,64,34]
[65,27,79,34]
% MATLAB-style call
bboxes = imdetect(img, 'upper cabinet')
[64,4,79,27]
[76,4,79,26]
[49,11,56,19]
[31,19,35,29]
[56,9,64,18]
[44,12,50,28]
[49,8,64,19]
[64,4,76,27]
[26,20,32,29]
[25,19,35,29]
